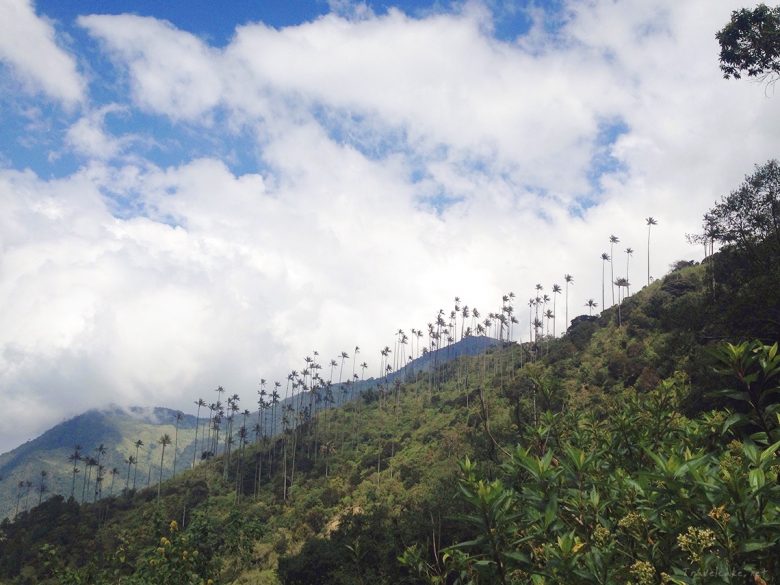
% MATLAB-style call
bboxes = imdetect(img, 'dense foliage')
[717,3,780,81]
[402,348,780,584]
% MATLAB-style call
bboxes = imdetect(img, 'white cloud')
[0,0,84,106]
[2,0,780,451]
[78,14,224,121]
[64,105,128,160]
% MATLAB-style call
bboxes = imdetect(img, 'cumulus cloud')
[64,105,130,160]
[78,14,224,121]
[1,0,778,451]
[0,0,84,106]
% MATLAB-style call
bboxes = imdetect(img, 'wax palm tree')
[67,445,81,499]
[124,455,136,492]
[271,383,281,436]
[339,351,349,388]
[93,444,107,501]
[15,481,25,517]
[109,467,119,495]
[600,253,610,311]
[544,309,554,337]
[258,380,268,437]
[328,359,338,385]
[534,284,543,330]
[609,235,619,306]
[192,398,206,467]
[172,411,183,478]
[351,346,360,398]
[23,480,33,512]
[551,284,561,337]
[95,465,105,501]
[614,277,630,325]
[132,439,143,490]
[564,274,573,333]
[646,217,658,285]
[214,386,225,453]
[37,470,48,506]
[82,457,96,503]
[532,317,543,344]
[586,299,598,316]
[625,247,634,295]
[157,434,172,499]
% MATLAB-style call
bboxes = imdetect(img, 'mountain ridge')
[0,335,500,520]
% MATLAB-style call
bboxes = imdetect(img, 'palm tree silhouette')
[609,235,619,306]
[614,277,630,325]
[157,434,172,499]
[109,467,119,496]
[93,444,107,502]
[124,455,136,493]
[193,398,206,467]
[67,445,81,499]
[551,284,561,337]
[646,217,658,285]
[544,309,554,337]
[15,481,25,517]
[172,411,183,478]
[564,274,573,333]
[37,470,48,506]
[600,253,610,312]
[585,299,598,316]
[339,351,349,388]
[132,439,143,490]
[271,383,281,436]
[82,457,96,503]
[625,247,634,295]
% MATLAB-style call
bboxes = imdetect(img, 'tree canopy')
[717,4,780,80]
[703,159,780,263]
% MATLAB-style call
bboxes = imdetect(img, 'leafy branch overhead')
[717,4,780,81]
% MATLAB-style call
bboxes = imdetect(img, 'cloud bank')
[0,0,777,452]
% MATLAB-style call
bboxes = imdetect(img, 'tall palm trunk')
[173,413,181,479]
[70,467,78,500]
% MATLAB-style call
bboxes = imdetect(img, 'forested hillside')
[1,210,779,584]
[3,8,780,580]
[0,336,499,523]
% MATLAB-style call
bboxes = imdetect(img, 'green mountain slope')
[0,254,778,584]
[0,336,499,522]
[0,407,199,520]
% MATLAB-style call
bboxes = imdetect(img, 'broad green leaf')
[501,550,531,564]
[759,439,780,464]
[749,468,766,490]
[740,540,773,552]
[721,412,747,435]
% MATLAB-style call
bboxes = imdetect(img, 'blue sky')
[0,0,777,451]
[4,0,553,184]
[0,0,560,194]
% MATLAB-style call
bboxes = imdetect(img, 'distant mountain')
[0,336,500,520]
[0,407,199,520]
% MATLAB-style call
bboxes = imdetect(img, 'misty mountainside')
[0,407,199,521]
[0,335,499,521]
